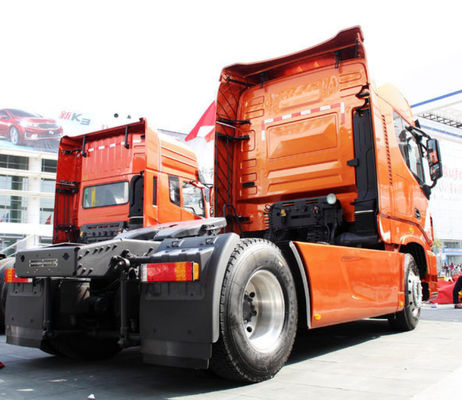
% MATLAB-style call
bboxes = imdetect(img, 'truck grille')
[37,123,59,129]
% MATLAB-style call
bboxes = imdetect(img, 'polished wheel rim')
[242,269,285,352]
[408,266,422,317]
[10,127,18,145]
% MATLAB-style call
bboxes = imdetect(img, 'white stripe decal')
[98,145,105,150]
[109,143,116,148]
[261,102,345,132]
[88,148,94,152]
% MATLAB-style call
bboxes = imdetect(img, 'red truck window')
[182,181,205,217]
[83,181,129,208]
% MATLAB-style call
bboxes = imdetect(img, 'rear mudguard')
[139,233,240,368]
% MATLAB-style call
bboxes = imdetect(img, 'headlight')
[19,120,33,128]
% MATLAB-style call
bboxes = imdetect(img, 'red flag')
[185,101,216,142]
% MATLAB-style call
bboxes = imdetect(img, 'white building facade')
[412,90,462,265]
[0,147,57,255]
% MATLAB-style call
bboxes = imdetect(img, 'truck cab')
[53,118,207,244]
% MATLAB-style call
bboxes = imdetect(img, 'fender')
[139,232,240,369]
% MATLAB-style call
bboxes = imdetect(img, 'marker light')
[141,262,199,282]
[326,193,337,205]
[4,268,32,283]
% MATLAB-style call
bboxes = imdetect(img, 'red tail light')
[141,261,199,282]
[4,268,32,283]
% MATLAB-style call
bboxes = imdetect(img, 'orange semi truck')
[5,27,442,382]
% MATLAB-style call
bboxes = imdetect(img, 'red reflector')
[4,268,32,283]
[142,262,199,282]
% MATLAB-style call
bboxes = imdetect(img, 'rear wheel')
[210,239,297,382]
[388,254,422,331]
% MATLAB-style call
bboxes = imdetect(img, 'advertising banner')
[0,107,130,154]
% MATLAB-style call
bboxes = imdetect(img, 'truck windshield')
[83,181,129,208]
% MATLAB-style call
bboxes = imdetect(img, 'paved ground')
[0,307,461,400]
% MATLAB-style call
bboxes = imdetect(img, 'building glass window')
[40,179,56,193]
[41,159,57,173]
[0,195,27,223]
[40,197,54,225]
[0,154,29,170]
[0,175,29,191]
[39,236,53,246]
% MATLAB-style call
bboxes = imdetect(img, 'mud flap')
[139,233,240,369]
[6,281,45,348]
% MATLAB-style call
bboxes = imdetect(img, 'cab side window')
[182,181,205,217]
[168,175,180,206]
[393,112,425,182]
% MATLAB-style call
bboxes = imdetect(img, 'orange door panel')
[293,242,403,328]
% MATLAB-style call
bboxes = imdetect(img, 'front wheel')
[388,254,422,331]
[9,126,21,145]
[210,239,298,382]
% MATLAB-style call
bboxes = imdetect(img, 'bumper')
[24,128,62,141]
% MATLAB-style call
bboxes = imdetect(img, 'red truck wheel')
[388,254,422,331]
[210,239,297,382]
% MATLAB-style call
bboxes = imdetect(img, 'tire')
[9,126,21,145]
[388,254,422,331]
[210,239,298,382]
[42,335,121,360]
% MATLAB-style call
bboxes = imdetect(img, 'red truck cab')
[53,118,207,244]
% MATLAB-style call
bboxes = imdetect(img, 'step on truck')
[5,27,442,382]
[0,119,208,331]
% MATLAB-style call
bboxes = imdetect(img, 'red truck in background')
[4,27,442,382]
[53,117,208,244]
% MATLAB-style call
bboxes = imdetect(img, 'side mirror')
[426,138,443,182]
